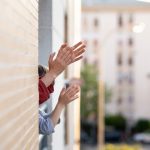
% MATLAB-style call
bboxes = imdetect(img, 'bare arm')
[41,41,86,87]
[50,85,80,126]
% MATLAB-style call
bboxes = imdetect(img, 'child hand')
[58,84,80,106]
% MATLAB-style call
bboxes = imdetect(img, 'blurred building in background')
[82,0,150,126]
[0,0,82,150]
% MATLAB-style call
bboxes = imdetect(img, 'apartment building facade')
[82,2,150,124]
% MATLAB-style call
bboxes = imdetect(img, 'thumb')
[60,87,66,95]
[49,52,55,62]
[48,52,56,68]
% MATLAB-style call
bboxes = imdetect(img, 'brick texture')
[0,0,39,149]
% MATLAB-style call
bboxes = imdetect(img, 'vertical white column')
[52,0,66,150]
[67,0,81,150]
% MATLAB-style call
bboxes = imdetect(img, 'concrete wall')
[0,0,39,149]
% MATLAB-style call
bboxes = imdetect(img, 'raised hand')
[71,41,86,63]
[41,42,86,87]
[50,84,80,127]
[58,84,80,106]
[49,41,86,76]
[49,43,71,76]
[48,52,56,71]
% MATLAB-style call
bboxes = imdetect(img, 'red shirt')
[39,79,54,104]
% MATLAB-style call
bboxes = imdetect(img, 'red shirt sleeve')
[39,79,55,104]
[39,79,49,104]
[47,81,55,93]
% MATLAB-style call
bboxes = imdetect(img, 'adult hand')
[58,84,80,106]
[49,41,86,76]
[49,43,70,76]
[70,41,86,64]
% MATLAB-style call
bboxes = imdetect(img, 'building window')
[118,14,123,28]
[93,39,99,52]
[117,97,123,105]
[117,53,122,66]
[118,40,123,47]
[118,72,124,84]
[128,14,134,31]
[118,77,123,85]
[128,56,133,66]
[128,38,133,47]
[128,95,133,103]
[94,18,99,27]
[128,72,134,84]
[129,14,133,24]
[83,17,88,31]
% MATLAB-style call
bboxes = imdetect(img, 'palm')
[48,41,86,76]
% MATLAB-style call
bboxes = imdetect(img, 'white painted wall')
[39,0,82,149]
[52,0,66,149]
[134,13,150,120]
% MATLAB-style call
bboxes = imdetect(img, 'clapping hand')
[48,41,86,76]
[58,84,80,106]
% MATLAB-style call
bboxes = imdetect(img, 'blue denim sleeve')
[39,110,54,135]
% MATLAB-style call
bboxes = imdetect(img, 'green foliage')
[80,64,99,119]
[105,115,126,131]
[132,119,150,133]
[105,84,112,103]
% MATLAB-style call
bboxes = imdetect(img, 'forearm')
[50,102,65,127]
[41,70,56,87]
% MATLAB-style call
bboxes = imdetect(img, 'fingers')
[55,42,86,71]
[66,85,80,98]
[74,49,85,60]
[59,85,80,105]
[63,47,73,64]
[63,47,85,65]
[48,52,56,69]
[55,48,69,67]
[74,46,86,57]
[72,56,83,63]
[57,43,67,56]
[60,87,66,95]
[72,41,83,50]
[71,95,79,101]
[49,52,55,64]
[71,42,86,63]
[60,43,67,49]
[58,46,73,65]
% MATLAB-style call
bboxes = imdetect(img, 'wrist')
[50,66,62,78]
[41,70,56,87]
[57,101,65,109]
[47,70,57,80]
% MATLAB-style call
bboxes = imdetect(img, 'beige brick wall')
[0,0,39,149]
